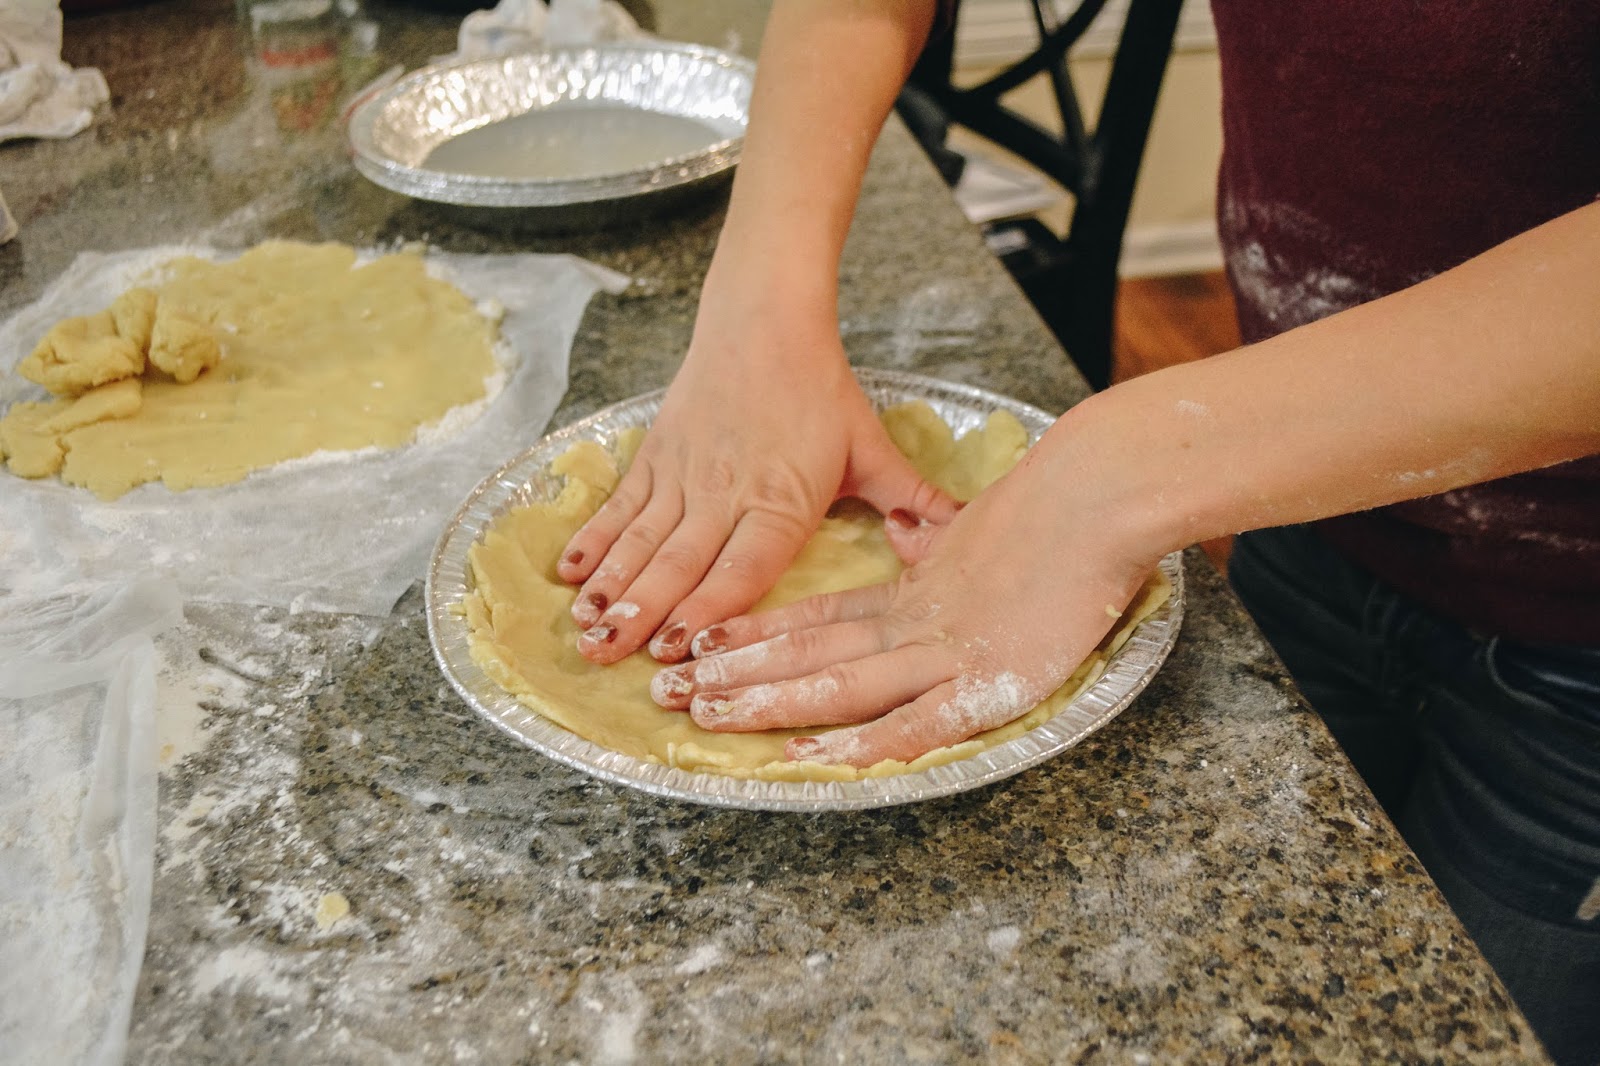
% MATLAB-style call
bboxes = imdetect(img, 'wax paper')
[0,245,627,616]
[0,578,183,1066]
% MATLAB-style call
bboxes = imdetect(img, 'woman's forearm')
[701,0,938,320]
[1040,201,1600,565]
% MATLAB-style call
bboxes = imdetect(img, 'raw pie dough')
[0,241,498,499]
[463,402,1172,782]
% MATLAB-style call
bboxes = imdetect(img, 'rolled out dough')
[0,241,499,499]
[462,402,1172,782]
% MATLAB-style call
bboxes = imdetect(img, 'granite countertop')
[1,1,1545,1062]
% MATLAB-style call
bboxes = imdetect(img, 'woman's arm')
[1074,200,1600,560]
[659,201,1600,765]
[708,0,940,316]
[560,0,957,665]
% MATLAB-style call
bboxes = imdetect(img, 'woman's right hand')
[558,297,958,667]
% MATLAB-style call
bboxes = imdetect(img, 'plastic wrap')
[0,579,183,1066]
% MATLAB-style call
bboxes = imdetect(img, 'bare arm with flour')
[559,0,956,665]
[658,202,1600,766]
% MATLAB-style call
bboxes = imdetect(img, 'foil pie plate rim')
[346,41,755,209]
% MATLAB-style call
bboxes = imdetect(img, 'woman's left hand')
[647,428,1170,767]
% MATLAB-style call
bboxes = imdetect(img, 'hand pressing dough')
[0,241,499,499]
[462,402,1172,782]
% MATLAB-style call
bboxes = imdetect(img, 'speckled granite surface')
[3,1,1545,1062]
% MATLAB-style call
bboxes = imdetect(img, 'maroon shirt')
[1212,0,1600,645]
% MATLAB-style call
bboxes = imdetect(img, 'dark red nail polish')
[564,549,584,567]
[788,737,822,759]
[585,623,617,644]
[585,591,608,613]
[655,621,687,650]
[692,625,728,657]
[887,508,919,531]
[653,668,693,701]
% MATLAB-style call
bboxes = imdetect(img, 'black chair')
[902,0,1184,390]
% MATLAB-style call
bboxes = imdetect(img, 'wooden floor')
[1110,270,1240,569]
[1112,271,1240,384]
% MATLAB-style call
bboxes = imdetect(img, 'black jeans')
[1230,525,1600,1065]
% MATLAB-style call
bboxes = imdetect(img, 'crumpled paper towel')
[456,0,643,60]
[0,578,184,1066]
[0,1,110,143]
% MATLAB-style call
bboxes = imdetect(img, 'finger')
[651,618,888,709]
[557,462,653,585]
[645,509,818,663]
[688,582,895,658]
[579,513,730,665]
[785,672,1043,768]
[571,490,684,629]
[687,644,953,733]
[883,507,944,564]
[846,434,960,530]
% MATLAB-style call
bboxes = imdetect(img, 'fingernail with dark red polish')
[787,737,823,760]
[563,549,584,567]
[650,621,687,657]
[583,623,617,645]
[691,625,728,657]
[585,592,608,614]
[650,667,694,704]
[887,508,920,531]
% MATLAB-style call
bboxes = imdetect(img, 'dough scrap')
[109,287,158,353]
[0,241,499,499]
[41,377,144,434]
[147,306,221,383]
[0,401,67,477]
[19,309,146,396]
[463,402,1172,782]
[314,891,351,931]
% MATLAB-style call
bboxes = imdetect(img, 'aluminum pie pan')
[346,42,753,210]
[426,368,1185,811]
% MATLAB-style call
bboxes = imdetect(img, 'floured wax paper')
[0,246,627,616]
[0,578,183,1066]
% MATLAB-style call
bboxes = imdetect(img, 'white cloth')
[455,0,642,61]
[0,2,109,143]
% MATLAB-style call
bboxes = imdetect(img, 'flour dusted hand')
[650,424,1171,768]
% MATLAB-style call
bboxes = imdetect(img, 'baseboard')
[1118,220,1222,277]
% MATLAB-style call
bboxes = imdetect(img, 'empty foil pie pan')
[426,369,1185,811]
[346,42,753,225]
